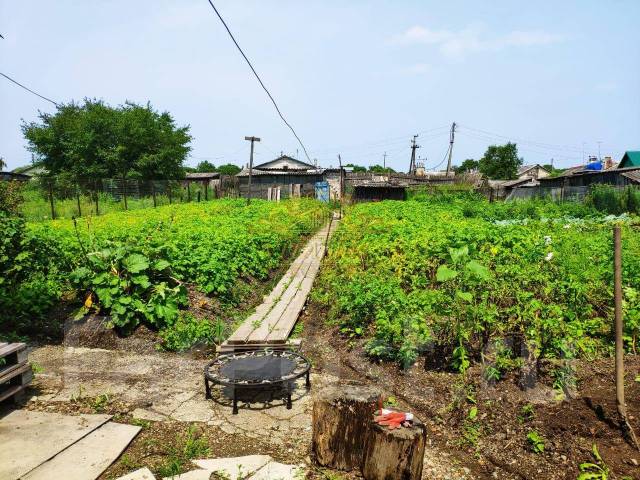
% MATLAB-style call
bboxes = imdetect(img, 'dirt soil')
[300,300,640,480]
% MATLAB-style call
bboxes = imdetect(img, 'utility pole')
[245,136,261,204]
[409,135,420,174]
[446,122,456,177]
[383,152,387,171]
[338,154,344,215]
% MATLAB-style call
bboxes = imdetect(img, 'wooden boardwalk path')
[221,215,339,351]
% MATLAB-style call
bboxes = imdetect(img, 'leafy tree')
[345,163,367,173]
[454,159,479,175]
[369,164,396,174]
[478,143,523,180]
[0,157,6,171]
[216,163,241,176]
[196,161,216,172]
[22,99,191,181]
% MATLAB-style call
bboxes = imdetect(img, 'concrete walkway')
[223,215,339,350]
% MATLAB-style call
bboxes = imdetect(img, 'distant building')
[183,172,220,189]
[236,155,326,199]
[517,164,550,180]
[619,151,640,169]
[0,172,31,182]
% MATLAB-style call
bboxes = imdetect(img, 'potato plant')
[315,196,640,369]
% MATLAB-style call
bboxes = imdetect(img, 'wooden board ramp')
[221,215,339,352]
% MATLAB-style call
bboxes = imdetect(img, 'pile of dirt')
[300,300,640,480]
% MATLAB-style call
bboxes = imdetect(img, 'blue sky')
[1,1,639,172]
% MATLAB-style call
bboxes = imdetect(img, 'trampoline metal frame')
[204,349,311,414]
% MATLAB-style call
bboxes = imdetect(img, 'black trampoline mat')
[220,355,297,382]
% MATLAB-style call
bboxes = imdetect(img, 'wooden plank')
[23,422,141,480]
[0,362,30,384]
[0,342,25,360]
[265,258,323,343]
[218,339,301,353]
[227,237,317,343]
[226,219,337,347]
[0,410,112,480]
[243,250,316,343]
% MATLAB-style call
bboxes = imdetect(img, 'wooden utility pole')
[383,152,387,171]
[245,136,261,204]
[446,122,456,177]
[338,154,344,216]
[409,135,420,174]
[614,225,640,449]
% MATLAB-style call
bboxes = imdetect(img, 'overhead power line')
[205,0,312,163]
[457,124,586,154]
[0,72,59,106]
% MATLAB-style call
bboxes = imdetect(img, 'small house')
[0,172,31,182]
[236,155,325,199]
[619,151,640,169]
[517,164,550,180]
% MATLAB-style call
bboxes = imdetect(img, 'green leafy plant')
[71,243,187,332]
[577,444,609,480]
[526,430,545,454]
[158,312,220,351]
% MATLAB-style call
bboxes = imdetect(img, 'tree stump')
[361,417,427,480]
[312,385,381,470]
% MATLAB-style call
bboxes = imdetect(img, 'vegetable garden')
[315,194,640,373]
[1,198,329,346]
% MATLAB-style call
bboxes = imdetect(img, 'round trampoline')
[204,349,311,414]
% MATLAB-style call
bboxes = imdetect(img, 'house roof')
[619,151,640,168]
[253,155,316,171]
[236,167,324,177]
[622,169,640,184]
[185,172,220,180]
[539,166,640,183]
[518,164,549,176]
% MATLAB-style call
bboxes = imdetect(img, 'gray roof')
[185,172,220,179]
[518,164,549,176]
[253,155,316,171]
[236,167,324,177]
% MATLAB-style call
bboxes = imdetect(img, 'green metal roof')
[619,151,640,168]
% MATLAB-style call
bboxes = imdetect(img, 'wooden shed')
[352,184,407,203]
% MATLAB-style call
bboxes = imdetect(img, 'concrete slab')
[162,469,211,480]
[248,461,303,480]
[194,454,272,479]
[23,421,141,480]
[0,410,111,480]
[116,467,156,480]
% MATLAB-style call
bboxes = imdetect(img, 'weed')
[70,385,85,402]
[130,418,151,428]
[31,362,44,374]
[119,454,138,470]
[577,444,609,480]
[182,425,210,459]
[92,393,111,413]
[526,430,545,454]
[518,404,535,423]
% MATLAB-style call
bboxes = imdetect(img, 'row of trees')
[345,163,396,174]
[186,161,241,176]
[22,99,192,182]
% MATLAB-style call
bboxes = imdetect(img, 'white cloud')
[393,25,564,59]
